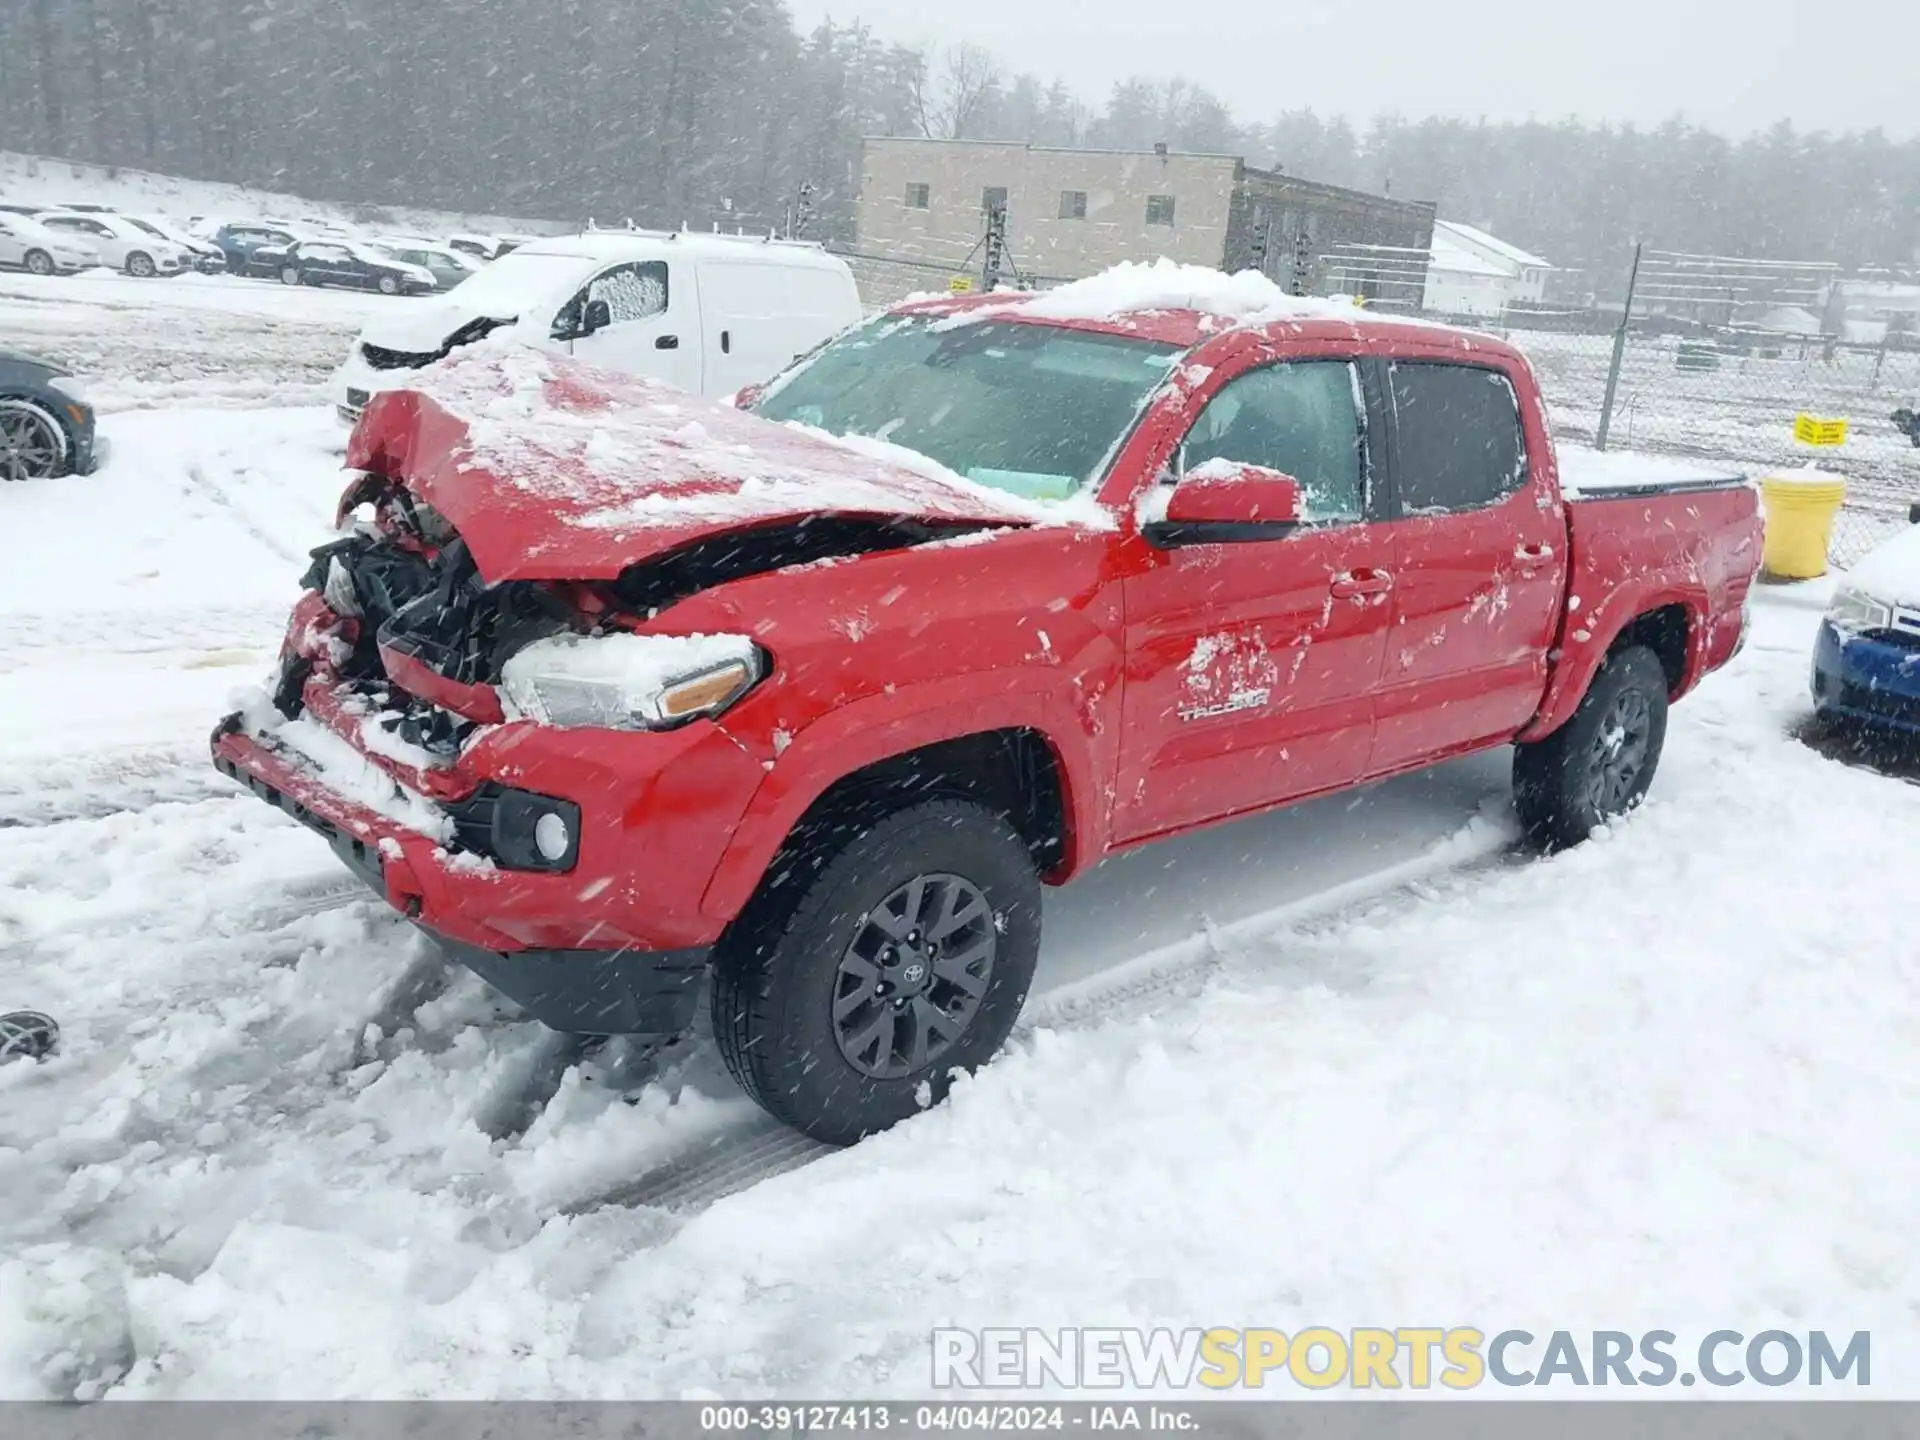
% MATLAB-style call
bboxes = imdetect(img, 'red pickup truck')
[212,274,1761,1143]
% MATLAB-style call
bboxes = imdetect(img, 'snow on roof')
[1435,220,1552,271]
[1427,235,1511,280]
[944,258,1440,338]
[512,228,848,269]
[1845,522,1920,607]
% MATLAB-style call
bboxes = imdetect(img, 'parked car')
[1811,516,1920,735]
[207,221,303,276]
[271,240,436,295]
[0,213,99,276]
[0,347,105,480]
[213,273,1763,1144]
[371,240,481,291]
[31,211,189,277]
[0,203,48,216]
[329,231,862,423]
[124,214,226,274]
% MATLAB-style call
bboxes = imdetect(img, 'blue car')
[1812,515,1920,734]
[0,346,106,480]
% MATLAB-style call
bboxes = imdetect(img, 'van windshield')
[752,314,1183,501]
[436,249,592,315]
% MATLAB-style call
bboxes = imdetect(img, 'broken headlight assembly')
[1827,585,1892,636]
[498,632,765,731]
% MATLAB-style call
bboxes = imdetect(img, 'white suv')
[32,212,190,277]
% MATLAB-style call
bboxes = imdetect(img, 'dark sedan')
[211,222,302,275]
[271,240,436,295]
[0,348,105,481]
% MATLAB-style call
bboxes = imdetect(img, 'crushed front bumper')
[210,715,711,1035]
[1811,620,1920,734]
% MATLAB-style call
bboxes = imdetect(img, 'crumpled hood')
[344,342,1083,583]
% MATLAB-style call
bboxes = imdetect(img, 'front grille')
[1863,626,1920,654]
[361,342,438,371]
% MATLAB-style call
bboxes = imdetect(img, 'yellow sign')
[1793,413,1848,447]
[948,275,974,294]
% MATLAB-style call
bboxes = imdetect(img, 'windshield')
[752,314,1182,501]
[438,248,592,315]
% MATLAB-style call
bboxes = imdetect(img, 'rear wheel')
[711,798,1042,1145]
[24,249,54,277]
[1513,645,1670,848]
[125,251,155,278]
[0,398,71,480]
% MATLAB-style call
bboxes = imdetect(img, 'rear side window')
[1387,362,1527,515]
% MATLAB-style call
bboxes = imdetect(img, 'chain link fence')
[831,232,1920,571]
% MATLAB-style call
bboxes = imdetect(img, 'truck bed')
[1557,446,1751,501]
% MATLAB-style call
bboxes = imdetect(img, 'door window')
[1386,362,1528,514]
[1179,361,1366,524]
[557,260,669,336]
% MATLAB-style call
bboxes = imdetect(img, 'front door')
[1371,360,1570,772]
[563,259,701,393]
[1115,357,1393,842]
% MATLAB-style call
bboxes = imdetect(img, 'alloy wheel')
[1586,687,1654,815]
[0,401,66,481]
[832,872,997,1080]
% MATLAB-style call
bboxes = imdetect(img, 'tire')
[280,266,301,286]
[0,397,73,480]
[711,798,1042,1145]
[0,1010,60,1063]
[126,251,155,278]
[1513,645,1670,849]
[24,249,54,277]
[377,273,399,296]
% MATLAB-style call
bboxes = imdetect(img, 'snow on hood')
[345,339,1098,583]
[356,294,494,353]
[948,258,1408,333]
[1844,523,1920,608]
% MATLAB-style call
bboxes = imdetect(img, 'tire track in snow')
[559,812,1524,1223]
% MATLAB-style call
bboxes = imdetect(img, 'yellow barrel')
[1759,470,1848,580]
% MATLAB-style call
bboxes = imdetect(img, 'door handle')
[720,329,731,354]
[1514,542,1556,568]
[1330,568,1394,598]
[655,334,680,350]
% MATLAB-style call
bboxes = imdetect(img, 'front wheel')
[1513,644,1670,849]
[24,249,54,277]
[280,266,301,286]
[0,397,73,480]
[711,799,1042,1145]
[125,251,155,278]
[376,273,399,296]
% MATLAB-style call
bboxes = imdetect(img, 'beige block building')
[852,137,1436,302]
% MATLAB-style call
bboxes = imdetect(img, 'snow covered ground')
[2,281,1918,1401]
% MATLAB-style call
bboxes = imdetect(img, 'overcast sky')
[790,0,1919,139]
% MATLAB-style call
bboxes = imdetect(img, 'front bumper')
[1811,619,1920,734]
[211,716,713,1034]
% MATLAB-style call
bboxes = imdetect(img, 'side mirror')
[1909,501,1920,526]
[580,298,612,336]
[1142,461,1304,548]
[732,382,768,410]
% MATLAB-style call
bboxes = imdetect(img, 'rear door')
[1370,359,1569,772]
[1115,355,1393,841]
[696,260,829,395]
[563,258,702,392]
[0,219,23,266]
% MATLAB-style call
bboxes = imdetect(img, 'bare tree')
[910,43,1002,141]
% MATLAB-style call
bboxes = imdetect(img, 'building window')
[1058,190,1087,221]
[982,186,1008,215]
[1145,194,1176,227]
[905,182,930,209]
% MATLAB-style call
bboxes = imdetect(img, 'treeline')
[4,0,1917,289]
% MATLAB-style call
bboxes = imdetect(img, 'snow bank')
[1843,522,1920,606]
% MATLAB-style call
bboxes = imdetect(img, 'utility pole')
[1596,241,1644,452]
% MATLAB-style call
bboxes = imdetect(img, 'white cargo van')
[331,230,862,424]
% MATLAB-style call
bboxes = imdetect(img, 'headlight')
[499,632,764,730]
[1827,585,1892,635]
[44,373,95,411]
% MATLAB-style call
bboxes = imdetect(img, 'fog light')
[533,810,571,863]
